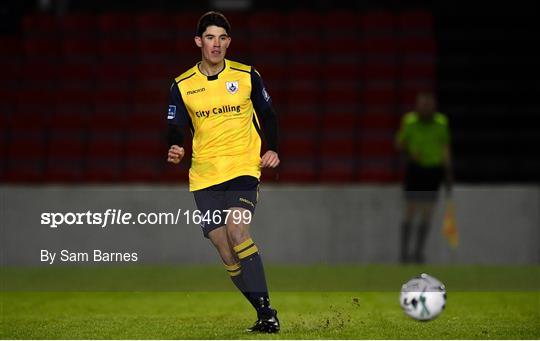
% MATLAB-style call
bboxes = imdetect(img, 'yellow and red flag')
[442,199,458,248]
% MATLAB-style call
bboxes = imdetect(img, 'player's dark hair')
[196,11,231,37]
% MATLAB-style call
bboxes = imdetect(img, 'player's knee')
[220,252,237,266]
[226,222,249,245]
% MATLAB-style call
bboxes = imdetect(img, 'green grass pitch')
[1,265,539,339]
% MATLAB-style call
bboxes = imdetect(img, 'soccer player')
[166,12,280,333]
[396,92,453,263]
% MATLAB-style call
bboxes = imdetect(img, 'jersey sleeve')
[168,82,189,127]
[167,81,190,147]
[250,68,279,152]
[440,115,451,145]
[250,68,273,113]
[396,115,411,146]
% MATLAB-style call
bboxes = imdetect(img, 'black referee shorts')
[404,163,445,202]
[193,175,259,238]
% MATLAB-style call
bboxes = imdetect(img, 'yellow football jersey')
[168,59,274,191]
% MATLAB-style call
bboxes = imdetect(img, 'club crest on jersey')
[226,81,239,94]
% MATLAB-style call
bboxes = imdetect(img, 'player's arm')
[167,81,189,164]
[250,68,279,168]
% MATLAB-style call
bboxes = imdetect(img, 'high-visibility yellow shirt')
[397,112,450,167]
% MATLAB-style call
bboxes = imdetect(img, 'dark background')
[1,0,538,184]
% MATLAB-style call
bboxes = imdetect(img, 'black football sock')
[233,238,273,318]
[400,221,412,263]
[224,262,257,308]
[415,222,430,263]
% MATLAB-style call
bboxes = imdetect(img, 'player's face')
[416,94,436,119]
[195,25,231,65]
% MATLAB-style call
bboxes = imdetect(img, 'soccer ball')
[399,273,446,321]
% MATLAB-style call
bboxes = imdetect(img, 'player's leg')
[226,207,278,332]
[193,186,254,308]
[207,226,254,306]
[401,162,420,263]
[401,199,417,263]
[414,200,436,263]
[413,166,444,263]
[225,176,279,333]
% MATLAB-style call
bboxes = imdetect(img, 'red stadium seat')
[85,135,127,183]
[319,161,356,182]
[279,113,319,133]
[9,110,51,134]
[357,161,398,182]
[98,13,136,36]
[127,111,163,133]
[278,160,317,182]
[287,11,323,30]
[360,62,398,80]
[22,14,57,34]
[45,135,86,182]
[58,63,97,88]
[360,37,397,55]
[280,135,317,157]
[7,138,47,161]
[400,61,435,80]
[359,112,399,131]
[161,163,189,182]
[89,111,127,133]
[87,137,124,158]
[125,133,164,157]
[248,11,285,34]
[360,11,395,34]
[323,88,358,103]
[59,14,97,34]
[62,38,99,61]
[358,136,396,157]
[321,113,358,131]
[323,37,361,55]
[96,64,135,86]
[4,159,45,182]
[99,38,137,59]
[137,38,172,58]
[0,37,22,60]
[360,86,396,106]
[399,37,436,55]
[320,136,356,157]
[23,38,61,60]
[286,36,322,55]
[324,11,359,31]
[136,13,176,36]
[21,62,59,83]
[47,136,86,158]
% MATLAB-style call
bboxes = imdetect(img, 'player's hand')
[167,145,185,164]
[261,150,280,168]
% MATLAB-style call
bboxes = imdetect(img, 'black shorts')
[404,163,445,202]
[193,176,259,238]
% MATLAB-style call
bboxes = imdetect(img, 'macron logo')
[186,88,205,95]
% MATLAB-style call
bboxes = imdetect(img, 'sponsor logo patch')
[167,105,176,120]
[262,87,270,102]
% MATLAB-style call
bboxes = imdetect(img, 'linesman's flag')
[442,199,458,248]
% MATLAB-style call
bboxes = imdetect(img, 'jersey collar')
[196,59,228,81]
